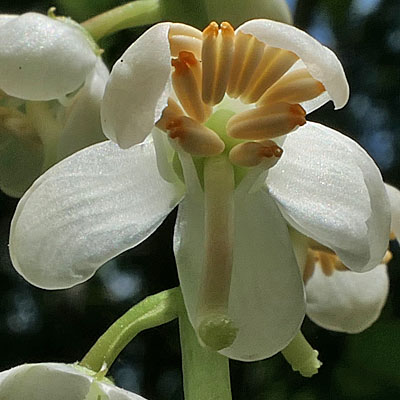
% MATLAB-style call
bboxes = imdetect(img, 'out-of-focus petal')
[10,141,184,289]
[385,183,400,240]
[101,23,172,149]
[0,14,16,27]
[174,186,305,361]
[58,58,109,159]
[306,264,389,333]
[0,134,44,198]
[0,13,97,100]
[0,363,147,399]
[238,19,349,109]
[267,122,390,272]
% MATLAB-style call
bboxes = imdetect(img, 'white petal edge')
[266,122,390,272]
[0,13,97,100]
[58,58,109,159]
[237,19,349,109]
[0,14,16,27]
[101,23,172,149]
[10,140,184,289]
[0,363,147,400]
[306,264,389,333]
[385,183,400,241]
[174,186,305,361]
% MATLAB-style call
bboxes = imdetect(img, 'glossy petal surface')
[101,23,172,148]
[306,264,389,333]
[174,184,305,361]
[0,13,96,100]
[385,183,400,240]
[267,122,390,272]
[10,141,183,289]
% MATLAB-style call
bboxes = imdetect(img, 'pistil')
[197,155,237,350]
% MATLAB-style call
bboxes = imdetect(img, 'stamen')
[197,156,237,350]
[229,140,283,167]
[227,32,265,99]
[169,23,203,59]
[155,98,184,131]
[258,68,326,106]
[241,48,299,104]
[0,106,34,137]
[382,250,393,264]
[202,22,235,105]
[227,102,306,140]
[303,250,317,284]
[165,115,225,156]
[172,51,212,123]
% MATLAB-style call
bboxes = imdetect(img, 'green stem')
[281,331,322,377]
[80,287,181,372]
[179,306,232,400]
[82,0,162,41]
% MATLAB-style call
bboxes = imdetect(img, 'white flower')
[0,363,146,400]
[0,12,108,197]
[9,20,391,362]
[299,182,400,334]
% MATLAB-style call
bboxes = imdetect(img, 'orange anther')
[203,21,219,38]
[221,21,234,37]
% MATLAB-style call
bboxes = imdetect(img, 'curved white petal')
[174,187,305,361]
[306,264,389,333]
[0,363,147,399]
[385,183,400,241]
[238,19,349,110]
[0,13,97,101]
[0,14,17,27]
[101,23,172,149]
[266,122,390,272]
[58,58,109,159]
[10,140,183,289]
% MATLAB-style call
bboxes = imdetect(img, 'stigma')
[158,21,326,162]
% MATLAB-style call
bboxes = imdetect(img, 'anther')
[169,23,203,59]
[258,68,326,106]
[227,102,306,140]
[229,140,283,167]
[202,21,235,105]
[171,51,212,123]
[227,32,265,98]
[241,48,299,104]
[155,98,184,131]
[165,115,225,156]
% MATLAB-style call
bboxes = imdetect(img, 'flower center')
[157,21,326,168]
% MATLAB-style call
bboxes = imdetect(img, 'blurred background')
[1,0,400,399]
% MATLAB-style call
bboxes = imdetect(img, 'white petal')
[10,141,183,289]
[306,264,389,333]
[0,14,17,27]
[0,13,97,100]
[385,183,400,241]
[267,122,390,272]
[174,187,305,361]
[0,363,147,400]
[237,19,349,109]
[58,58,109,159]
[101,23,172,149]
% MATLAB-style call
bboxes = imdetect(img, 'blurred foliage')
[1,0,400,399]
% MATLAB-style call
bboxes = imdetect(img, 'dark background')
[1,0,400,399]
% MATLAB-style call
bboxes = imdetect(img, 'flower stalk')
[80,287,181,372]
[82,0,162,41]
